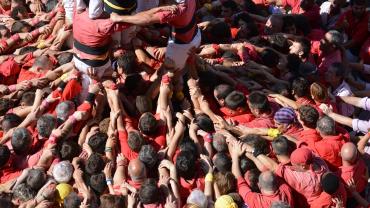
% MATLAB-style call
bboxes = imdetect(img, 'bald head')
[258,171,277,192]
[341,142,358,163]
[128,158,146,181]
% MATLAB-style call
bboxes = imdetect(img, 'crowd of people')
[0,0,369,207]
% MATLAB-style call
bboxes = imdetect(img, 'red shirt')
[178,171,205,202]
[310,181,347,208]
[0,57,20,85]
[280,0,321,28]
[156,0,197,43]
[295,128,322,146]
[237,177,294,208]
[336,10,369,46]
[296,97,315,106]
[311,134,345,171]
[0,154,21,183]
[243,114,275,128]
[118,117,138,160]
[360,37,370,64]
[219,107,255,125]
[336,158,368,194]
[143,114,166,151]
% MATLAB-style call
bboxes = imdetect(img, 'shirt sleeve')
[237,177,253,202]
[359,97,370,111]
[352,118,370,134]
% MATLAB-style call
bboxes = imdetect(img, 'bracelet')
[49,135,57,144]
[41,100,50,109]
[212,44,220,55]
[105,147,112,152]
[106,179,113,185]
[267,128,280,138]
[205,173,214,182]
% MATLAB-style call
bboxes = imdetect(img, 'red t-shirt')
[280,0,321,28]
[0,154,21,183]
[336,10,369,46]
[311,134,345,171]
[243,115,275,128]
[336,158,368,194]
[295,128,322,144]
[310,181,347,208]
[118,130,139,161]
[0,57,21,85]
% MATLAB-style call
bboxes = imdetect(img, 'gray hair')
[56,101,75,120]
[187,189,208,208]
[327,30,343,45]
[317,116,336,136]
[13,183,36,203]
[270,201,291,208]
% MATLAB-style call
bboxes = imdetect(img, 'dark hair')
[139,179,160,204]
[176,151,196,180]
[296,38,311,58]
[139,112,158,135]
[59,140,80,161]
[13,183,36,202]
[26,169,46,190]
[350,0,366,6]
[11,128,32,155]
[268,34,289,53]
[286,54,302,74]
[282,15,295,33]
[85,153,105,175]
[241,134,270,155]
[20,91,35,106]
[293,15,311,36]
[215,171,237,195]
[57,52,73,66]
[37,114,56,138]
[0,198,14,208]
[139,145,158,168]
[298,105,319,129]
[19,46,38,55]
[247,91,270,113]
[100,194,125,208]
[128,131,144,152]
[89,173,107,195]
[0,145,10,168]
[292,77,310,97]
[317,116,336,135]
[0,98,14,116]
[125,73,144,92]
[116,53,136,75]
[240,156,257,174]
[88,132,107,154]
[2,113,21,130]
[10,6,28,20]
[136,96,152,114]
[0,25,10,39]
[214,84,233,100]
[260,49,279,68]
[321,172,340,194]
[11,21,30,34]
[206,21,232,44]
[64,192,82,208]
[45,0,58,12]
[272,136,295,156]
[329,62,346,78]
[232,12,259,38]
[225,91,247,110]
[194,113,215,132]
[247,168,261,192]
[271,201,291,208]
[222,0,238,11]
[179,138,199,158]
[214,152,232,173]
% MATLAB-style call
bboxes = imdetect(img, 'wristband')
[204,133,213,143]
[105,147,112,152]
[86,93,96,104]
[267,128,280,138]
[205,173,214,182]
[41,100,50,109]
[212,44,220,55]
[117,159,128,167]
[106,179,113,185]
[11,34,20,42]
[161,74,171,84]
[8,85,16,92]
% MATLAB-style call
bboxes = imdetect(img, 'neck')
[277,155,290,164]
[261,189,276,195]
[342,160,353,167]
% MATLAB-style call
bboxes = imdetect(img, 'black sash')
[74,38,110,56]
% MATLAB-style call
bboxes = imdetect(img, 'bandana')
[274,107,296,124]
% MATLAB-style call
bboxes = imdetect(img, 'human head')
[0,198,14,208]
[128,158,147,182]
[37,114,56,138]
[0,98,14,116]
[212,133,228,153]
[299,0,315,11]
[258,171,277,193]
[11,21,31,34]
[247,91,271,116]
[214,84,233,107]
[290,147,313,171]
[53,161,74,183]
[33,55,53,72]
[215,172,237,195]
[310,82,327,103]
[233,12,259,39]
[260,49,279,68]
[224,90,247,113]
[20,92,35,107]
[213,152,232,173]
[274,107,297,133]
[56,101,75,121]
[19,46,38,55]
[116,52,136,75]
[206,21,232,44]
[350,0,366,18]
[10,5,29,20]
[59,140,80,161]
[139,179,160,204]
[321,172,340,194]
[317,116,336,136]
[12,184,36,204]
[297,105,319,129]
[2,113,21,132]
[241,134,270,155]
[26,169,46,190]
[100,194,125,208]
[138,112,158,135]
[320,30,343,54]
[289,38,311,59]
[292,77,310,98]
[187,189,207,208]
[63,192,81,208]
[325,62,346,86]
[194,113,215,132]
[298,62,318,82]
[265,14,283,35]
[136,95,152,114]
[215,195,238,208]
[89,173,107,195]
[221,0,238,18]
[176,150,196,180]
[139,145,159,168]
[128,130,144,152]
[340,142,358,164]
[11,127,32,155]
[85,153,105,175]
[0,25,10,39]
[88,132,107,154]
[272,136,295,158]
[57,52,73,66]
[0,145,10,168]
[282,15,296,35]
